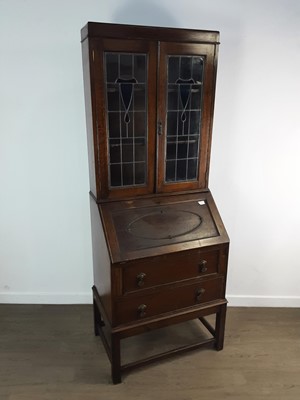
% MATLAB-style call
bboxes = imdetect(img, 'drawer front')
[116,277,223,325]
[122,250,220,294]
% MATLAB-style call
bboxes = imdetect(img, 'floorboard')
[0,305,300,400]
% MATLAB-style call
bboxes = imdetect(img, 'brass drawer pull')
[196,288,206,302]
[136,272,146,287]
[198,260,208,273]
[137,304,147,318]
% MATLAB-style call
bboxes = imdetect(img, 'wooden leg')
[111,334,121,384]
[93,298,103,336]
[215,303,227,351]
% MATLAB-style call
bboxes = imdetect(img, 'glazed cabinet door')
[90,39,157,199]
[156,42,216,192]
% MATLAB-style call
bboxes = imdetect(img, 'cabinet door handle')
[198,260,208,273]
[157,121,163,136]
[137,304,147,318]
[136,272,146,287]
[196,288,205,303]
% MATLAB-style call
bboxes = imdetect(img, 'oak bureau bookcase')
[81,22,229,384]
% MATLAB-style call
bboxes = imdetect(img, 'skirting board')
[227,295,300,308]
[1,292,300,307]
[0,292,92,304]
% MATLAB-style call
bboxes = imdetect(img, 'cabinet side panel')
[204,43,220,187]
[220,243,229,299]
[90,197,112,322]
[82,38,98,197]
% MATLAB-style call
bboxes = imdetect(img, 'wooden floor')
[1,305,300,400]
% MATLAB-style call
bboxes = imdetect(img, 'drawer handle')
[198,260,208,273]
[136,272,146,287]
[196,288,206,302]
[137,304,147,318]
[157,121,163,136]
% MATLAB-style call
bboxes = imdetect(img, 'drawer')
[116,277,223,325]
[122,250,220,294]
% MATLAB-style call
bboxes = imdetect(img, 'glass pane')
[187,159,198,180]
[177,159,187,181]
[164,55,204,183]
[106,54,118,83]
[123,163,134,186]
[168,57,180,83]
[191,85,202,109]
[134,111,146,137]
[122,140,133,163]
[110,164,121,186]
[135,162,146,184]
[192,57,204,83]
[120,54,133,77]
[166,160,176,182]
[167,85,178,110]
[105,52,148,188]
[166,140,176,160]
[134,55,146,83]
[108,113,120,138]
[177,142,188,159]
[167,112,178,136]
[135,138,146,162]
[109,139,121,163]
[134,84,146,111]
[188,138,199,158]
[180,57,192,80]
[107,84,119,111]
[190,111,201,134]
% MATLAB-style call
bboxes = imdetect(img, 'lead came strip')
[165,55,204,183]
[105,53,148,188]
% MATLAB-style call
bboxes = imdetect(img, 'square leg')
[111,334,121,384]
[93,298,104,336]
[215,303,227,351]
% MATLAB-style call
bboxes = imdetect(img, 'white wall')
[0,0,299,306]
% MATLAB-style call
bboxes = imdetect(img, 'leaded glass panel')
[165,55,204,183]
[105,53,148,188]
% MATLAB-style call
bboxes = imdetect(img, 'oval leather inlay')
[127,209,202,240]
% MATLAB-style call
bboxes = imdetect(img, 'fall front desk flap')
[100,192,229,263]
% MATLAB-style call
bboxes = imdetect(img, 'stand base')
[92,286,227,384]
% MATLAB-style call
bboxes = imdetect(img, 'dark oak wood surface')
[82,22,219,202]
[100,191,229,263]
[82,22,229,384]
[156,42,217,193]
[122,248,220,294]
[115,277,224,325]
[81,22,220,44]
[89,38,157,199]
